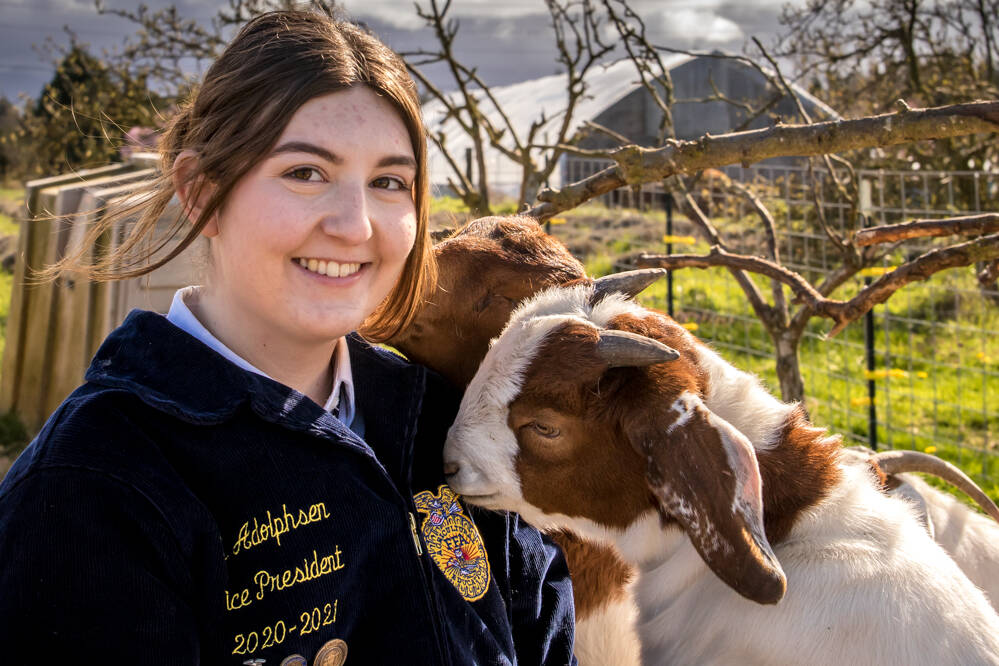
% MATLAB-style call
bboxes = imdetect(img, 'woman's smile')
[294,258,368,281]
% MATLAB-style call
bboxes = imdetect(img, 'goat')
[443,283,999,665]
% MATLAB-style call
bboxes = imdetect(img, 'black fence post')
[664,189,675,318]
[862,213,878,451]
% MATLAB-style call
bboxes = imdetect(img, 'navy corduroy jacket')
[0,310,576,665]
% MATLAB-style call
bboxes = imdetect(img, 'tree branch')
[854,213,999,246]
[638,232,999,337]
[527,100,999,220]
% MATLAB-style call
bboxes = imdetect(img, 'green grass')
[429,195,521,218]
[0,187,23,207]
[0,269,11,363]
[0,212,18,236]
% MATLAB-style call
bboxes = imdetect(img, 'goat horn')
[591,269,667,304]
[872,449,999,524]
[596,330,680,367]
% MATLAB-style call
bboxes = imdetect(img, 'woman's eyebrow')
[270,141,416,171]
[271,141,340,163]
[376,155,417,170]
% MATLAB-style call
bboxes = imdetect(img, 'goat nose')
[443,461,460,477]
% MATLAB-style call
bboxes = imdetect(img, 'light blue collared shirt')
[165,286,356,428]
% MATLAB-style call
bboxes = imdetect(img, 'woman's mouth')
[295,258,364,278]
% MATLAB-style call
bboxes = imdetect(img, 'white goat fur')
[445,285,999,665]
[889,472,999,609]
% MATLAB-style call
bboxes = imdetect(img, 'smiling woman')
[0,10,576,666]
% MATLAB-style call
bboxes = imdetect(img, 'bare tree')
[403,0,613,214]
[776,0,999,172]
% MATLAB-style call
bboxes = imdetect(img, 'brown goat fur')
[756,407,844,543]
[547,529,635,617]
[387,216,586,387]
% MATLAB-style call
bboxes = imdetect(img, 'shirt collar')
[166,286,355,425]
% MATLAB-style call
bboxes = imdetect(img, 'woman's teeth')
[297,258,361,278]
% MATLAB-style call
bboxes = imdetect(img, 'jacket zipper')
[408,512,423,556]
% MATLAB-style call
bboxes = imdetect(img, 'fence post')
[864,277,878,451]
[664,185,674,317]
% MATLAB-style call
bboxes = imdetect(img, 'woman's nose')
[320,181,372,244]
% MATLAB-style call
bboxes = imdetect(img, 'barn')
[423,53,839,197]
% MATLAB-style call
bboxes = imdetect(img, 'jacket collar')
[85,311,426,460]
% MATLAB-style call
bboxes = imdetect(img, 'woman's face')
[204,86,418,344]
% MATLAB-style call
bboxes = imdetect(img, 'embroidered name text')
[232,502,332,555]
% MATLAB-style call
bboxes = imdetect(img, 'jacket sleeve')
[506,512,578,666]
[0,465,202,664]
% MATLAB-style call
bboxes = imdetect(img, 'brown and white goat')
[443,284,999,665]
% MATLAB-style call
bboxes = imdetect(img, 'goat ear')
[590,269,666,305]
[630,395,786,605]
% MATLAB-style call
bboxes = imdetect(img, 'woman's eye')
[371,175,408,191]
[286,167,323,182]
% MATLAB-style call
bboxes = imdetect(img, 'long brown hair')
[44,9,435,341]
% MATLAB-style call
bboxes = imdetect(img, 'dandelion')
[681,322,699,332]
[662,235,697,245]
[924,446,937,454]
[864,368,908,380]
[548,217,567,225]
[916,371,928,379]
[851,396,872,407]
[858,266,897,278]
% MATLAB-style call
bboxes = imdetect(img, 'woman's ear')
[173,149,219,238]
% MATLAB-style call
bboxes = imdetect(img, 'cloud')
[656,8,744,45]
[342,0,546,29]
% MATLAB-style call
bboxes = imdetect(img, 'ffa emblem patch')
[414,484,491,602]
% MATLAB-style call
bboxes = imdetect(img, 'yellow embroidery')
[414,484,491,602]
[232,502,332,555]
[252,547,346,601]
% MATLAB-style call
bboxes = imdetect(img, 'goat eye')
[473,292,492,313]
[530,422,560,438]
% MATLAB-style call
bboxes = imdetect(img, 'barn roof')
[424,54,838,193]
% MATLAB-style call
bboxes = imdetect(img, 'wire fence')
[563,159,999,489]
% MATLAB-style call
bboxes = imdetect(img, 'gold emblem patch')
[414,485,491,602]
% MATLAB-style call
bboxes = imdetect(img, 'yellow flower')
[864,368,908,380]
[858,266,897,278]
[548,217,567,225]
[681,322,699,331]
[924,446,937,454]
[662,235,697,245]
[916,371,928,379]
[850,396,872,407]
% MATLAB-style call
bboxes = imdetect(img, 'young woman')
[0,11,575,665]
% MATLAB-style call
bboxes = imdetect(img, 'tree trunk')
[774,330,805,404]
[519,171,544,212]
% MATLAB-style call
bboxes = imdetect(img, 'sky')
[0,0,792,103]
